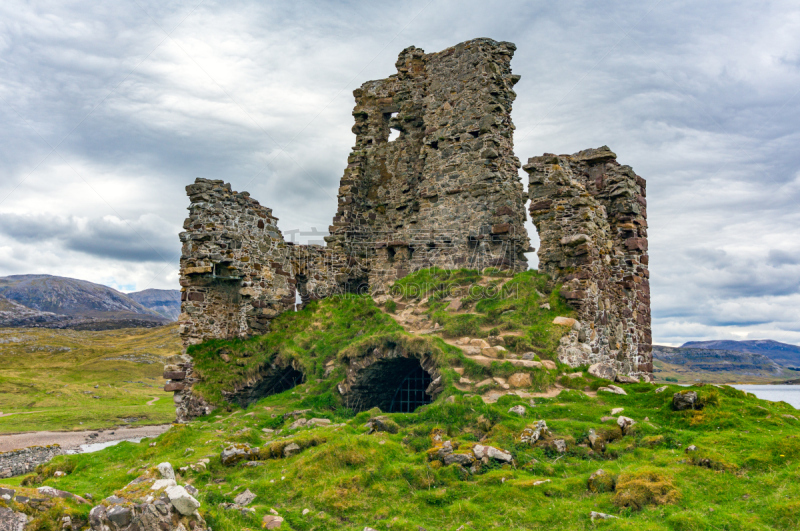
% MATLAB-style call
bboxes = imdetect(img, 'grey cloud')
[0,213,179,263]
[0,0,799,344]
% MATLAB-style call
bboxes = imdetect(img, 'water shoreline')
[0,424,172,453]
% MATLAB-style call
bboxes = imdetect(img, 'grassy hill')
[2,269,800,530]
[0,325,180,433]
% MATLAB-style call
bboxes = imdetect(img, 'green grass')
[0,326,180,433]
[5,380,800,530]
[3,268,800,529]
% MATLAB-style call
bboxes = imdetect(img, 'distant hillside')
[681,339,800,368]
[128,289,181,321]
[653,344,796,384]
[0,275,169,330]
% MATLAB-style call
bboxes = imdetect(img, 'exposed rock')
[166,485,200,516]
[553,439,567,453]
[521,420,549,445]
[617,416,635,434]
[611,408,624,415]
[472,444,513,463]
[233,489,256,506]
[0,507,27,530]
[553,317,577,327]
[672,391,700,411]
[616,374,640,384]
[588,363,617,381]
[686,445,698,453]
[508,405,526,416]
[157,462,175,480]
[366,416,400,434]
[541,360,557,370]
[590,511,618,521]
[508,373,532,388]
[655,386,668,393]
[598,385,627,395]
[283,443,301,457]
[263,515,284,529]
[220,444,253,466]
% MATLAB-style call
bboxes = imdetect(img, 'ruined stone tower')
[525,147,652,378]
[169,38,653,419]
[325,39,531,291]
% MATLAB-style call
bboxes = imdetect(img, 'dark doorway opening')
[225,365,304,408]
[345,357,432,413]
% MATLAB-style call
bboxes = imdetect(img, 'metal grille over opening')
[389,364,432,413]
[343,356,434,413]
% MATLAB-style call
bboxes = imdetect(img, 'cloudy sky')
[1,0,798,346]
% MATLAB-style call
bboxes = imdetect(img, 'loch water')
[732,385,800,409]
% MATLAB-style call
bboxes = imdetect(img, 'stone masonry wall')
[324,38,531,292]
[0,445,61,478]
[524,147,651,379]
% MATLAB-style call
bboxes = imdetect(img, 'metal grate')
[389,365,432,413]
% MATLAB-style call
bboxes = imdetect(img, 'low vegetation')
[0,326,179,432]
[2,268,800,529]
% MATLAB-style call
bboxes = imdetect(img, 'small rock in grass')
[283,443,301,457]
[590,511,618,521]
[508,373,532,388]
[552,316,576,327]
[263,515,284,529]
[553,439,567,453]
[617,416,635,434]
[611,408,624,415]
[541,360,557,370]
[53,471,66,477]
[508,405,526,416]
[156,462,175,480]
[234,488,256,506]
[686,445,698,453]
[302,508,311,515]
[598,385,627,395]
[673,391,700,411]
[616,374,640,384]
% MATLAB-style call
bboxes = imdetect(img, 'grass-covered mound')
[392,268,575,358]
[5,379,800,530]
[187,268,576,410]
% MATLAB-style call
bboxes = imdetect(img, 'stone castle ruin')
[169,38,651,420]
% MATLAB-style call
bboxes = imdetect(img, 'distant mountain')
[0,275,170,330]
[128,289,181,321]
[653,345,795,383]
[680,339,800,368]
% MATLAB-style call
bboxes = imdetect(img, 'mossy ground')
[0,326,179,432]
[3,269,800,530]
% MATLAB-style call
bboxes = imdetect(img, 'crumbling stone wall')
[178,178,296,346]
[524,147,651,379]
[325,38,531,292]
[0,445,61,478]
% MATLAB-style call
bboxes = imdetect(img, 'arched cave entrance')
[224,364,304,408]
[344,357,434,413]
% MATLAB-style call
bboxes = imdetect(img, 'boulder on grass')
[673,391,701,411]
[588,363,617,381]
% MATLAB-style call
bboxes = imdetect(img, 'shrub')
[612,468,680,510]
[385,300,397,313]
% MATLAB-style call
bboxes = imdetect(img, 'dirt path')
[146,396,160,406]
[0,425,172,453]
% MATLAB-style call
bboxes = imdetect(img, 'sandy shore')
[0,424,172,453]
